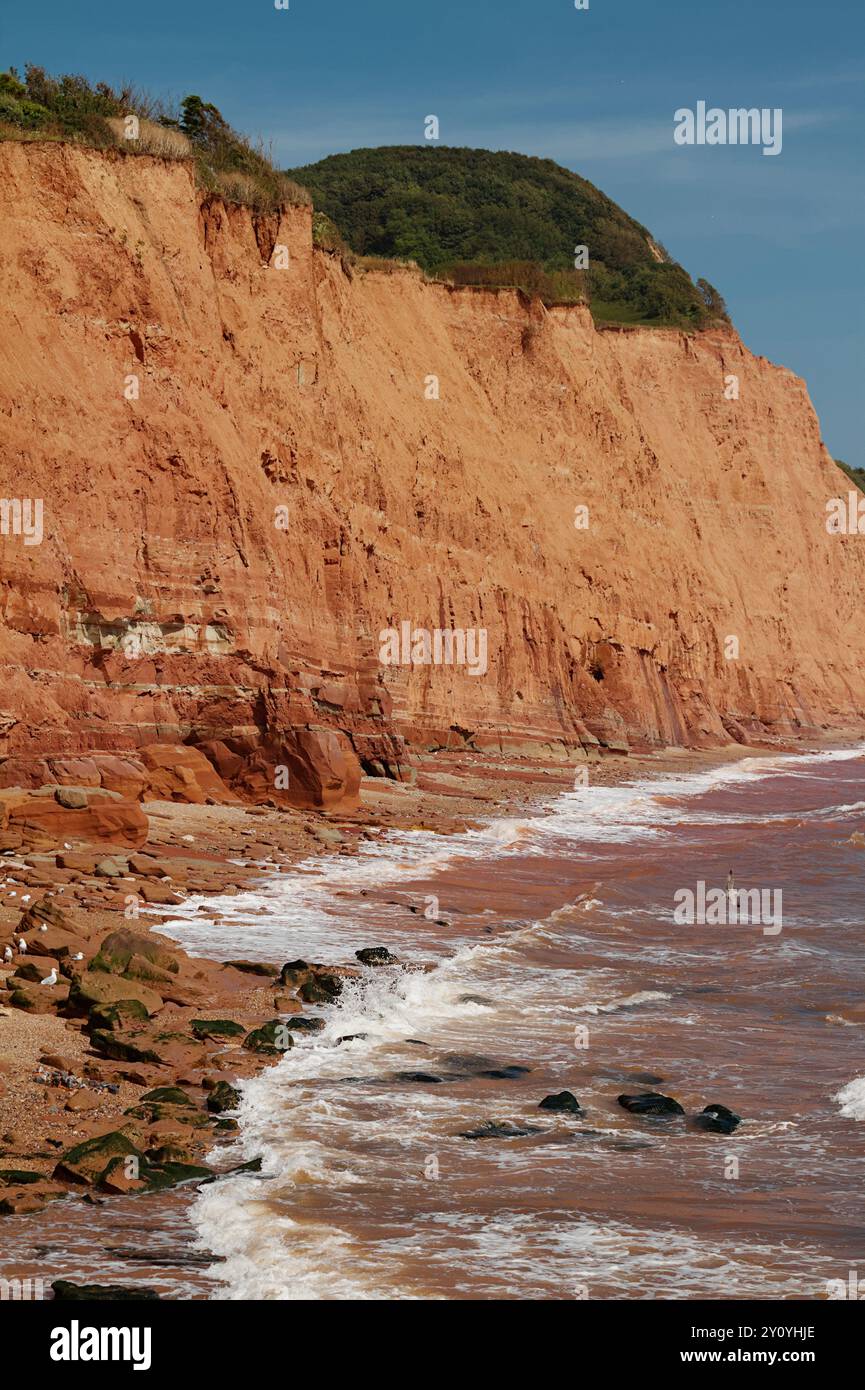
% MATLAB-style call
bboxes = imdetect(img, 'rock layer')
[1,142,863,799]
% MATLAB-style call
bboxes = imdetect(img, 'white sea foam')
[572,989,672,1015]
[169,740,865,1300]
[833,1076,865,1120]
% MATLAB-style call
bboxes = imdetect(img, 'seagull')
[40,968,58,987]
[38,924,47,932]
[3,945,12,963]
[63,843,72,850]
[21,894,31,903]
[17,938,27,954]
[72,952,84,961]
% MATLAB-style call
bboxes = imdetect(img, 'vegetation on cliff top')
[837,460,865,494]
[0,66,309,211]
[1,67,728,326]
[288,145,729,328]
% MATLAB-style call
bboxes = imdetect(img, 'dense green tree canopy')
[288,145,728,328]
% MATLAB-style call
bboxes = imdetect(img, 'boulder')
[695,1103,741,1135]
[0,788,148,852]
[206,1081,241,1114]
[87,998,151,1032]
[54,787,88,810]
[538,1090,583,1114]
[458,1120,544,1140]
[94,856,129,878]
[53,1130,143,1186]
[617,1091,685,1117]
[243,1020,292,1055]
[69,970,163,1017]
[191,1018,245,1040]
[224,959,279,977]
[279,1016,325,1034]
[299,971,342,1003]
[137,880,184,906]
[138,744,236,805]
[91,929,179,976]
[18,896,71,933]
[51,1279,160,1301]
[8,985,61,1013]
[140,1086,197,1108]
[355,946,398,966]
[88,1030,163,1065]
[0,1184,68,1215]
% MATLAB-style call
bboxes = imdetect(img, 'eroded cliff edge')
[1,143,863,807]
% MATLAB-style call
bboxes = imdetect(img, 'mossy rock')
[242,1019,291,1055]
[91,929,179,976]
[191,1018,245,1040]
[99,1154,213,1193]
[280,1016,326,1034]
[52,1279,160,1302]
[224,959,279,977]
[53,1130,143,1186]
[299,976,342,1004]
[207,1081,241,1114]
[69,970,162,1017]
[140,1086,196,1108]
[87,998,150,1032]
[123,1102,209,1127]
[12,961,47,983]
[0,1168,43,1185]
[7,986,53,1013]
[88,1029,162,1065]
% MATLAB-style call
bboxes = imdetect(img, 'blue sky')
[5,0,863,465]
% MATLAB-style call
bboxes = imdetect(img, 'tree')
[696,278,728,319]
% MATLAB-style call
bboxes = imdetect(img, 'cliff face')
[1,142,863,805]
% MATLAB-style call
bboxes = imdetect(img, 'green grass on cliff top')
[288,145,729,329]
[1,67,729,328]
[0,65,309,212]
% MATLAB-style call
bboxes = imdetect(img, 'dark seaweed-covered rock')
[695,1103,741,1135]
[242,1019,292,1055]
[224,959,279,977]
[0,1168,42,1185]
[458,1119,544,1140]
[355,947,398,965]
[279,1016,326,1033]
[140,1086,196,1108]
[52,1279,160,1301]
[478,1065,531,1080]
[617,1091,684,1117]
[299,972,343,1004]
[538,1090,583,1114]
[394,1071,444,1084]
[279,959,310,986]
[191,1018,245,1040]
[86,998,150,1033]
[53,1130,143,1186]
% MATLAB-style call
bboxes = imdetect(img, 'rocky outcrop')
[1,141,863,793]
[0,786,148,851]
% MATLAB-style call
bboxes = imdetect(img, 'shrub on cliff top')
[0,65,310,213]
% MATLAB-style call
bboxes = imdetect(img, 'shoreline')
[0,733,859,1297]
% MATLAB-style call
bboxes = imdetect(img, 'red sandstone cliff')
[1,142,863,807]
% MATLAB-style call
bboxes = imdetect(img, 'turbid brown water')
[3,747,863,1300]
